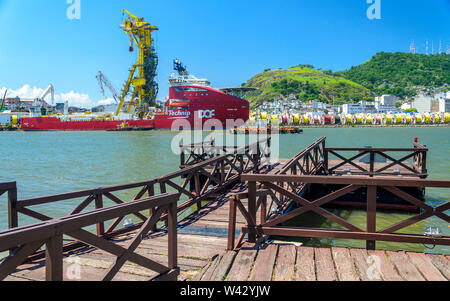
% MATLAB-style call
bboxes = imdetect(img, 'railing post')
[227,195,237,250]
[421,151,427,178]
[369,151,375,178]
[324,148,329,174]
[148,184,157,232]
[366,185,377,250]
[248,181,257,244]
[95,193,105,236]
[261,195,267,224]
[45,233,63,281]
[7,184,18,230]
[160,183,169,228]
[7,183,18,255]
[180,148,185,167]
[168,200,178,275]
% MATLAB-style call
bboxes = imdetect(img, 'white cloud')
[98,98,115,106]
[0,84,102,108]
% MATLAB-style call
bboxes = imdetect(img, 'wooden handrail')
[241,174,450,187]
[232,175,450,251]
[0,192,180,281]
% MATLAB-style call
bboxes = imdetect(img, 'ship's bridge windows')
[175,88,183,92]
[183,87,208,92]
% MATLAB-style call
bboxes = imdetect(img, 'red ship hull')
[20,85,249,131]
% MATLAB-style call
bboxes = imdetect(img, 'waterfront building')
[342,103,377,114]
[438,97,450,113]
[374,102,397,113]
[375,95,398,106]
[412,94,439,113]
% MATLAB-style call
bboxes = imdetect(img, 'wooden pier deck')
[194,243,450,281]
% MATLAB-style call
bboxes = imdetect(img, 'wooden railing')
[0,192,180,281]
[227,137,326,249]
[325,142,428,178]
[180,138,271,168]
[230,174,450,251]
[4,139,270,261]
[0,182,17,234]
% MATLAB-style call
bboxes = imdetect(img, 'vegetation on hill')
[335,52,450,98]
[243,65,373,105]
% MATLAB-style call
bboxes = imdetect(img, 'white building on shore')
[412,94,439,113]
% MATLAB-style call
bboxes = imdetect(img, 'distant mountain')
[336,52,450,98]
[243,65,373,105]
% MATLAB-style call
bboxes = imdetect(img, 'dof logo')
[198,110,215,119]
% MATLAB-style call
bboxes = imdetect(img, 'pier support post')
[95,193,105,236]
[366,185,377,250]
[168,201,178,273]
[7,184,18,255]
[45,234,63,281]
[227,196,237,250]
[248,181,257,244]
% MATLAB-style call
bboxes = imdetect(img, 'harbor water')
[0,127,449,254]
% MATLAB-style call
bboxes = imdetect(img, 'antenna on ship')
[173,59,189,76]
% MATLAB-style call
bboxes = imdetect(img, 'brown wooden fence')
[227,138,326,250]
[0,191,180,281]
[180,138,271,168]
[3,139,271,263]
[230,174,450,251]
[325,141,428,178]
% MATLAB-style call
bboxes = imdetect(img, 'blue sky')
[0,0,449,107]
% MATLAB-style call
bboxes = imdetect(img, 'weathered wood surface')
[6,231,227,281]
[193,244,450,282]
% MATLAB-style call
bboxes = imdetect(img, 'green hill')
[243,65,373,105]
[336,52,450,98]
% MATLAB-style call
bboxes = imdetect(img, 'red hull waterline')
[21,85,250,131]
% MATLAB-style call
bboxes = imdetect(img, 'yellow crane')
[116,9,159,118]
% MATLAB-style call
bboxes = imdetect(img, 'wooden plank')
[426,254,450,280]
[210,251,237,281]
[386,251,425,281]
[201,254,224,281]
[226,244,257,281]
[331,247,360,281]
[295,247,315,281]
[249,245,278,281]
[191,260,213,281]
[314,248,338,281]
[273,245,296,281]
[407,252,446,281]
[349,248,381,281]
[367,250,402,281]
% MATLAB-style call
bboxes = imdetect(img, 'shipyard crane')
[96,71,120,105]
[38,84,55,105]
[116,9,159,118]
[1,89,7,112]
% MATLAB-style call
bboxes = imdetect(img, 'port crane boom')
[116,9,159,118]
[96,71,120,105]
[1,89,7,111]
[39,84,55,105]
